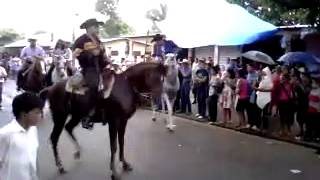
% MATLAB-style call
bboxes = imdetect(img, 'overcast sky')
[0,0,226,38]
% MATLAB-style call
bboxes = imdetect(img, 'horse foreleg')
[50,113,68,174]
[108,120,120,179]
[65,116,81,159]
[118,120,133,172]
[163,93,176,131]
[151,97,157,121]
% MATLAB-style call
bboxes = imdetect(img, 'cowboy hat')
[80,18,104,29]
[28,35,37,42]
[151,34,164,42]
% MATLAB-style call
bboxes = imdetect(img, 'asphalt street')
[0,79,319,180]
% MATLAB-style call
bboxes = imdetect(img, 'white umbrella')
[242,51,275,65]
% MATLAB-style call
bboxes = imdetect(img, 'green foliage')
[227,0,320,30]
[95,0,133,37]
[0,29,22,45]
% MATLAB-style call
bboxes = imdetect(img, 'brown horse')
[40,62,166,180]
[21,57,46,93]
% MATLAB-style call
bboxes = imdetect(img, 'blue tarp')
[158,1,278,48]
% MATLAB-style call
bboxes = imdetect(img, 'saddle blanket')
[65,71,115,99]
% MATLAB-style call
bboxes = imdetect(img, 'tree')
[95,0,133,37]
[0,29,22,46]
[227,0,320,30]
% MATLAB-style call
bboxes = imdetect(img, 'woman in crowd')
[179,59,192,114]
[292,68,311,139]
[220,69,236,124]
[305,76,320,143]
[208,66,222,124]
[255,67,273,133]
[277,73,295,137]
[246,63,260,130]
[235,68,249,128]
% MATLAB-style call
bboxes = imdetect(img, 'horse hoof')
[74,151,81,160]
[123,162,133,172]
[58,167,67,174]
[111,174,121,180]
[152,117,156,122]
[166,125,176,132]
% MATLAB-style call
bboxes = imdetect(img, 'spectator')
[255,67,273,132]
[220,69,236,124]
[277,74,295,137]
[179,59,192,114]
[0,64,7,110]
[194,59,209,119]
[235,68,249,128]
[0,92,44,180]
[246,63,260,130]
[208,66,222,124]
[192,58,199,104]
[294,69,311,139]
[305,76,320,143]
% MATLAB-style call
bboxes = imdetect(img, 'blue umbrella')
[278,52,320,65]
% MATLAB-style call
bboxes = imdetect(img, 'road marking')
[290,169,302,174]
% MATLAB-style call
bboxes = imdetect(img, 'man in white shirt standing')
[0,92,44,180]
[0,64,7,110]
[17,38,46,91]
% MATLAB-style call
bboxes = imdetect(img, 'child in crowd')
[0,92,44,180]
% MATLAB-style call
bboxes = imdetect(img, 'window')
[111,51,119,56]
[133,51,141,56]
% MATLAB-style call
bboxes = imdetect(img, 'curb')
[140,107,320,150]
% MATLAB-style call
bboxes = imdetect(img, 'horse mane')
[123,62,167,77]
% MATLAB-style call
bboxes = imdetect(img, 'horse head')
[121,62,167,96]
[25,56,45,93]
[164,53,178,66]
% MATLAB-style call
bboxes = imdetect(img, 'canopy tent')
[158,0,278,48]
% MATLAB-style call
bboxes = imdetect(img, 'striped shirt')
[309,86,320,113]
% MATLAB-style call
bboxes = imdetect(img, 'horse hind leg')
[118,120,133,172]
[50,111,68,174]
[151,97,157,122]
[108,119,120,179]
[65,116,82,160]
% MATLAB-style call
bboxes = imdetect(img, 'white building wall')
[194,45,241,65]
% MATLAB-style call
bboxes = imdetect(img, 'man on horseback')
[17,37,45,91]
[71,18,111,129]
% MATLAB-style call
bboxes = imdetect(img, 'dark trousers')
[247,102,260,127]
[305,112,320,140]
[197,87,207,117]
[180,82,191,113]
[208,94,218,122]
[192,85,198,102]
[174,89,181,112]
[296,107,308,136]
[257,103,271,130]
[278,100,295,130]
[0,82,3,106]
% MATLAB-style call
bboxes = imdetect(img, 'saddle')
[65,70,115,99]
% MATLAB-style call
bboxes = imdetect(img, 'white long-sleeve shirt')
[20,46,45,60]
[0,120,39,180]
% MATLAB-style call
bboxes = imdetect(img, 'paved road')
[1,80,320,180]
